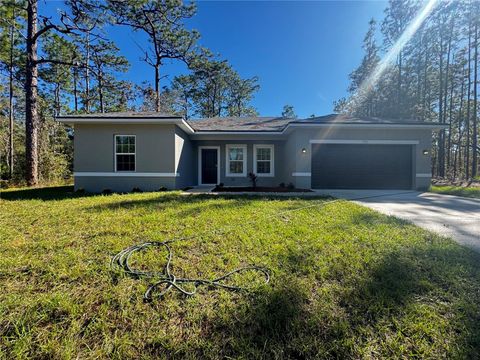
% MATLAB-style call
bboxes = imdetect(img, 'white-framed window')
[115,135,136,172]
[226,144,247,177]
[254,144,274,177]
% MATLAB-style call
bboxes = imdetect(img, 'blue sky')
[44,1,388,118]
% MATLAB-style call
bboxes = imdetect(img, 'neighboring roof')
[188,116,293,132]
[56,111,182,119]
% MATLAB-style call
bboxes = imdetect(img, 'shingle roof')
[188,116,294,132]
[188,114,437,131]
[292,114,431,125]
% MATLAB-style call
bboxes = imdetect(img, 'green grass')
[430,185,480,199]
[1,186,480,359]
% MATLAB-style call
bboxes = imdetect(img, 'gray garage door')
[311,144,413,189]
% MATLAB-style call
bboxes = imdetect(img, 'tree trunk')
[8,6,15,179]
[438,27,445,177]
[155,63,160,112]
[454,66,466,180]
[397,51,402,115]
[472,21,478,178]
[99,74,104,113]
[85,31,90,112]
[73,67,78,112]
[466,25,472,179]
[25,0,39,186]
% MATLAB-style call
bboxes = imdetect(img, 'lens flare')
[346,0,440,111]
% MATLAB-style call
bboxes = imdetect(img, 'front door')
[201,148,218,185]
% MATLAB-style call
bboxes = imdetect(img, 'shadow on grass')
[0,186,92,201]
[85,193,331,217]
[174,242,480,358]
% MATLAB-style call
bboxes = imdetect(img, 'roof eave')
[56,116,195,134]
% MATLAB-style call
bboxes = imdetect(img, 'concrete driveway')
[314,190,480,252]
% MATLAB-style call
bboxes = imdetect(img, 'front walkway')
[314,190,480,252]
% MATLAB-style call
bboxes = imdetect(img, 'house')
[56,112,446,193]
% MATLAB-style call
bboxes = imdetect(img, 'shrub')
[218,182,224,188]
[102,189,112,195]
[158,186,168,192]
[248,172,258,189]
[131,187,143,193]
[279,182,285,188]
[287,182,295,190]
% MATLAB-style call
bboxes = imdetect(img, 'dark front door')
[311,144,413,190]
[201,148,218,184]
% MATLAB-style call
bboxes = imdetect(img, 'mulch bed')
[212,186,313,193]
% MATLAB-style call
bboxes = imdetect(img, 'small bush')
[279,182,285,188]
[158,186,168,192]
[75,188,85,194]
[248,172,258,188]
[218,182,224,188]
[287,182,295,190]
[131,187,143,193]
[102,189,112,195]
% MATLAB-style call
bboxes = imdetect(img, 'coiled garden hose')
[111,240,270,302]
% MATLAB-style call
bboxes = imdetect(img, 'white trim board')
[74,172,179,177]
[309,140,420,145]
[292,172,311,177]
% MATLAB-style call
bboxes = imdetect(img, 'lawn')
[1,186,480,359]
[430,185,480,199]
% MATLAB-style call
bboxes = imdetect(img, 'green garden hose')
[111,240,270,302]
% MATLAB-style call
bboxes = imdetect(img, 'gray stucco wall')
[174,126,194,189]
[74,123,178,192]
[288,127,433,190]
[193,140,287,187]
[73,122,434,192]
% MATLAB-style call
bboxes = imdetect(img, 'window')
[226,144,247,177]
[254,144,274,177]
[115,135,135,172]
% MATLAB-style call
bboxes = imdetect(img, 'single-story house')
[57,112,446,193]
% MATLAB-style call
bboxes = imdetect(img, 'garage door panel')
[311,144,412,189]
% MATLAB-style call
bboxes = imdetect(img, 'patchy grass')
[430,185,480,199]
[1,187,480,359]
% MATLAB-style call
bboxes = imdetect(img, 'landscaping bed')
[212,186,313,192]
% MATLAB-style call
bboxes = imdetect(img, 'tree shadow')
[186,239,480,358]
[85,194,331,218]
[0,186,93,201]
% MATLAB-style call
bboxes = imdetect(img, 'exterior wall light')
[422,149,429,155]
[301,148,307,154]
